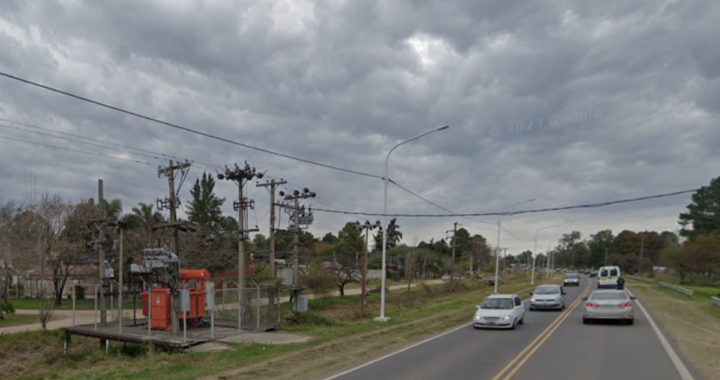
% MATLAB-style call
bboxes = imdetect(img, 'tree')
[186,172,226,230]
[321,232,338,245]
[554,231,587,268]
[679,176,720,239]
[332,223,364,296]
[678,232,720,282]
[586,230,614,268]
[373,218,403,251]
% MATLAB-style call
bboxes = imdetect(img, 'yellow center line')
[500,284,592,380]
[490,281,592,380]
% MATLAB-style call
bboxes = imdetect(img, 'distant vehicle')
[597,266,622,288]
[589,270,598,278]
[473,294,525,329]
[582,289,636,325]
[563,273,581,286]
[529,284,566,311]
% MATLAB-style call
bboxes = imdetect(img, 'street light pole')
[376,125,449,322]
[532,223,563,285]
[494,199,535,294]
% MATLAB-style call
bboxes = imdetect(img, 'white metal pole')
[375,125,449,323]
[532,235,539,285]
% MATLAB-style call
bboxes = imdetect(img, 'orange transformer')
[141,269,210,330]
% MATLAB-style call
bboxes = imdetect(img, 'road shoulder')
[629,281,718,380]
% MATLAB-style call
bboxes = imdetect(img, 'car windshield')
[480,298,514,309]
[534,286,560,295]
[589,292,628,301]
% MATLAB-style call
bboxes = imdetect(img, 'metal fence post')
[94,285,98,330]
[256,288,260,331]
[72,283,76,327]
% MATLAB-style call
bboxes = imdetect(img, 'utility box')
[179,290,191,313]
[294,295,308,312]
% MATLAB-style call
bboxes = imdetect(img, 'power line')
[0,121,165,163]
[389,179,497,227]
[0,117,201,165]
[0,134,155,166]
[0,71,383,180]
[310,188,698,217]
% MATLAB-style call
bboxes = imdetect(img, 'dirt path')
[629,282,720,380]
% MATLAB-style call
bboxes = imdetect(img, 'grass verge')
[4,275,558,380]
[0,314,40,328]
[628,279,720,380]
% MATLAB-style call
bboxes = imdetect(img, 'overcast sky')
[1,0,718,255]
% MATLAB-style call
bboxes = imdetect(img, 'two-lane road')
[322,277,695,380]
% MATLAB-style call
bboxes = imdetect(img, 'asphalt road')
[322,276,692,380]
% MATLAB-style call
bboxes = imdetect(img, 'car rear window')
[600,269,609,276]
[610,269,619,276]
[565,274,579,278]
[589,292,628,301]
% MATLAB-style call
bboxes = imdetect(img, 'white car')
[529,284,566,311]
[473,294,525,329]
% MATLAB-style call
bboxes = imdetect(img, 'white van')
[597,266,621,289]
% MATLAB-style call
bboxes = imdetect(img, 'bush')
[1,300,15,315]
[285,311,335,326]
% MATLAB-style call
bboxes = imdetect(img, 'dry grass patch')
[630,281,720,380]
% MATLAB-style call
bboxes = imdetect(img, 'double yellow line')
[491,282,592,380]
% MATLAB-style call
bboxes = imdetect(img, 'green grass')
[10,298,99,311]
[0,314,39,328]
[6,276,549,380]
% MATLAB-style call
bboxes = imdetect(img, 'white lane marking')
[321,292,567,380]
[634,295,695,380]
[319,322,472,380]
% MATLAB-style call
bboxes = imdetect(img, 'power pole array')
[278,188,316,288]
[155,159,193,337]
[217,162,262,290]
[256,178,287,278]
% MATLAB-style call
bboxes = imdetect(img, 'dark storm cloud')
[0,0,718,253]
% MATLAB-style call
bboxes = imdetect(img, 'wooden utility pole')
[639,235,645,273]
[257,179,286,278]
[354,220,380,315]
[446,222,458,287]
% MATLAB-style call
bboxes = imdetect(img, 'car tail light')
[586,303,599,308]
[619,302,633,307]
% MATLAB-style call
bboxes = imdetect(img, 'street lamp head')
[437,125,450,131]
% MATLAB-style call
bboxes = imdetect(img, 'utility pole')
[217,163,261,284]
[156,159,192,337]
[354,220,381,315]
[639,235,645,273]
[218,163,261,331]
[279,188,316,290]
[257,178,286,278]
[446,222,458,287]
[98,180,107,327]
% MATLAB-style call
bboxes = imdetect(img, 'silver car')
[529,284,566,311]
[582,290,636,325]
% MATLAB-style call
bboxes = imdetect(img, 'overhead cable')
[0,71,383,180]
